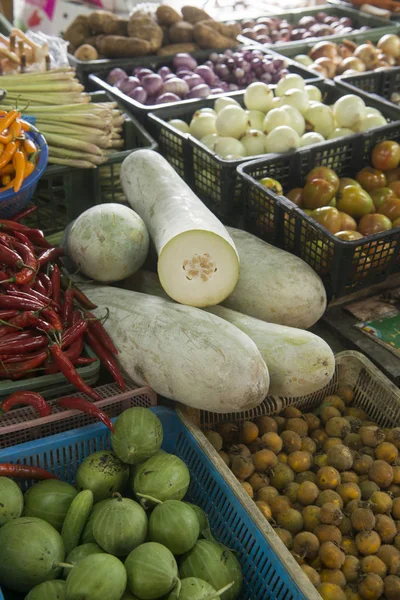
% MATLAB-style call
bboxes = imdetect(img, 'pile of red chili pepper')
[0,207,125,400]
[0,110,38,194]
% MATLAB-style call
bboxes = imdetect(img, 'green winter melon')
[0,477,23,526]
[133,451,190,506]
[111,407,163,464]
[25,580,66,600]
[65,553,127,600]
[80,499,109,544]
[125,542,178,600]
[75,450,129,502]
[24,480,77,531]
[0,517,64,592]
[93,493,147,556]
[63,543,106,578]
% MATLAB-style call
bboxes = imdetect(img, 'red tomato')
[386,168,400,184]
[286,188,303,207]
[306,166,339,193]
[311,207,342,234]
[337,186,374,218]
[355,167,387,192]
[335,230,364,241]
[370,187,396,210]
[358,214,393,236]
[338,211,357,231]
[303,179,336,209]
[371,140,400,172]
[378,197,400,222]
[389,181,400,197]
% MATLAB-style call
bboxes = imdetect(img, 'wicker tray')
[0,381,157,449]
[195,350,400,600]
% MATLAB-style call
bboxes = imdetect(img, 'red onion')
[128,86,147,104]
[183,73,205,89]
[187,84,210,99]
[211,87,224,94]
[142,73,164,96]
[172,53,198,71]
[164,77,189,98]
[118,77,140,95]
[137,68,153,81]
[156,93,180,104]
[158,66,171,78]
[107,68,127,85]
[164,73,177,81]
[194,65,216,86]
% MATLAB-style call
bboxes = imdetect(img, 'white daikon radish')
[223,228,327,329]
[67,204,149,283]
[120,150,239,308]
[83,285,270,412]
[122,270,335,398]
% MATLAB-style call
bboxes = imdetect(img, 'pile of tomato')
[259,140,400,241]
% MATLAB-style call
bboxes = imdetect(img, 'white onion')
[333,94,366,129]
[365,107,383,117]
[214,97,240,114]
[300,132,324,147]
[264,126,300,154]
[377,34,400,58]
[283,106,306,136]
[305,103,335,138]
[275,74,306,97]
[263,107,292,134]
[200,133,220,151]
[244,82,274,112]
[271,97,282,109]
[305,85,322,103]
[355,114,387,132]
[216,106,249,139]
[241,129,266,156]
[189,113,217,139]
[328,127,355,140]
[197,108,217,116]
[246,110,265,131]
[280,89,309,115]
[215,137,246,159]
[169,119,190,134]
[295,54,313,67]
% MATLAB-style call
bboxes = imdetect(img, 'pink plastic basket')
[0,381,157,448]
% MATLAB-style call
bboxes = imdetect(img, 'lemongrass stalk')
[39,124,110,147]
[0,73,78,85]
[14,103,103,113]
[49,146,106,165]
[3,92,89,105]
[37,120,110,138]
[36,115,112,129]
[112,116,125,127]
[108,140,124,149]
[44,133,103,156]
[48,157,96,169]
[27,106,112,119]
[4,82,84,93]
[1,66,74,77]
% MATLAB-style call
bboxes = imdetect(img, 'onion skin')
[354,44,379,69]
[339,57,366,74]
[377,34,400,59]
[309,41,338,61]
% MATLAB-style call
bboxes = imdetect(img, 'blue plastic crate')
[0,407,318,600]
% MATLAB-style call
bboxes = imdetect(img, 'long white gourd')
[83,286,270,413]
[120,150,239,308]
[224,228,327,330]
[122,270,335,397]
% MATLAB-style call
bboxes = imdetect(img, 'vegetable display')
[0,407,244,600]
[240,11,369,45]
[168,81,388,159]
[204,388,400,600]
[106,49,290,105]
[293,34,400,78]
[123,269,335,398]
[120,150,240,308]
[262,141,400,247]
[0,69,126,168]
[64,5,242,60]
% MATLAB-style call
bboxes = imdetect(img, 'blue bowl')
[0,127,48,219]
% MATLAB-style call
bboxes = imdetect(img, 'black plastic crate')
[237,4,399,49]
[238,122,400,300]
[335,67,400,116]
[148,79,399,224]
[28,92,157,236]
[89,46,321,123]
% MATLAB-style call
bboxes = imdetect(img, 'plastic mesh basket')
[149,80,399,224]
[238,120,400,299]
[335,67,400,116]
[197,351,400,600]
[0,406,320,600]
[237,4,399,49]
[0,381,157,449]
[28,92,157,236]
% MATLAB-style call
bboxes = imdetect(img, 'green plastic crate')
[237,4,399,49]
[27,91,157,236]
